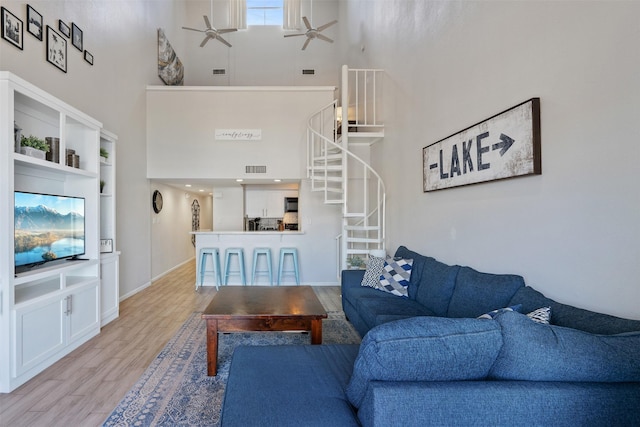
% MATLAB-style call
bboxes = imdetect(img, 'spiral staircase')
[307,65,385,274]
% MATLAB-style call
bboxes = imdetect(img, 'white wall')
[0,0,188,300]
[212,185,244,231]
[342,1,640,320]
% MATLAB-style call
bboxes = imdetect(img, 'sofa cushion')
[378,257,412,297]
[355,295,434,329]
[447,266,525,318]
[393,246,429,299]
[413,255,460,317]
[509,286,640,334]
[489,311,640,382]
[346,316,503,408]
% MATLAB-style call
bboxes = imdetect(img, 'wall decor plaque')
[423,98,541,192]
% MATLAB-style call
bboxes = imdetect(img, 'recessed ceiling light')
[199,189,204,192]
[185,184,192,187]
[236,179,243,182]
[274,179,281,182]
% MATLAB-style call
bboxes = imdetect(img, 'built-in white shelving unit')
[99,129,119,326]
[0,72,103,393]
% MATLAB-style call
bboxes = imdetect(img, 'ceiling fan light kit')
[284,16,337,50]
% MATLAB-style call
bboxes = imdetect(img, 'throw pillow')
[477,304,522,320]
[489,310,640,382]
[346,316,503,408]
[360,255,386,289]
[378,257,412,297]
[527,306,551,324]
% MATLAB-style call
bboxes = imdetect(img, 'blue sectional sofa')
[221,246,640,426]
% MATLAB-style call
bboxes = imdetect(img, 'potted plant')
[100,180,106,193]
[100,147,109,163]
[347,256,365,269]
[20,135,49,160]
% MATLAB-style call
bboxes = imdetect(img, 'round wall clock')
[152,190,163,213]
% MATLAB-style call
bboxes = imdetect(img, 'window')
[247,0,283,26]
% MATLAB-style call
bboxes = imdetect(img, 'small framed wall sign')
[26,4,43,41]
[84,50,93,65]
[46,25,67,72]
[71,22,82,51]
[1,7,23,50]
[100,239,113,253]
[423,98,541,192]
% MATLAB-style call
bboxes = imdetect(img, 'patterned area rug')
[103,312,361,426]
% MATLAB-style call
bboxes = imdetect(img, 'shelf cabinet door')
[67,282,100,344]
[13,298,65,377]
[100,255,119,326]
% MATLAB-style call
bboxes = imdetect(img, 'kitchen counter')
[191,231,306,287]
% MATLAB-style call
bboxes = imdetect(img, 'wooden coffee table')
[201,286,328,376]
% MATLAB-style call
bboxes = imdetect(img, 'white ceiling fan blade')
[216,35,232,47]
[217,28,237,34]
[200,35,213,47]
[317,34,333,43]
[302,16,312,31]
[302,37,312,50]
[284,33,306,37]
[317,20,337,32]
[203,15,212,30]
[182,26,205,32]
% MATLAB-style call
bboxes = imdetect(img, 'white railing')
[340,65,385,132]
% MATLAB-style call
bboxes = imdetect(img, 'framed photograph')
[1,7,23,50]
[71,22,82,51]
[84,50,93,65]
[100,239,113,253]
[423,98,541,192]
[26,5,42,41]
[58,19,70,38]
[46,25,67,73]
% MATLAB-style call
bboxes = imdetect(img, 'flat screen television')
[14,191,86,273]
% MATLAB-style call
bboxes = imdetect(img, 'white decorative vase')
[20,147,46,160]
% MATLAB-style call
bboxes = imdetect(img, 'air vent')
[302,69,315,75]
[245,165,267,174]
[212,69,226,75]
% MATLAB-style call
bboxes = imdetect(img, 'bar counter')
[191,230,306,287]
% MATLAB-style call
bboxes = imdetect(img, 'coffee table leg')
[206,319,219,376]
[310,319,323,345]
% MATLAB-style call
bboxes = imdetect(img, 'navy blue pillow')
[346,316,503,408]
[490,311,640,382]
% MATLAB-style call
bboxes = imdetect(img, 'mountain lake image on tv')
[14,191,86,273]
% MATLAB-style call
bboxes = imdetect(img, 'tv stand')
[68,256,90,261]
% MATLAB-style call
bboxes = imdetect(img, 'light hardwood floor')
[0,261,342,426]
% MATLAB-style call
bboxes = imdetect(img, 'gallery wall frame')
[58,19,70,37]
[46,25,67,73]
[71,22,82,51]
[26,4,42,41]
[423,98,541,192]
[84,50,93,65]
[1,6,23,50]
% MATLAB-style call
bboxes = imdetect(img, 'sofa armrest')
[357,381,640,427]
[341,269,366,290]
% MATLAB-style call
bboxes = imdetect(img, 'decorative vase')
[20,146,46,160]
[14,122,21,153]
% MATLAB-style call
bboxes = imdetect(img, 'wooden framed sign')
[423,98,541,192]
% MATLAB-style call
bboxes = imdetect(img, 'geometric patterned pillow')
[360,255,386,289]
[378,257,412,297]
[477,304,522,320]
[527,306,551,324]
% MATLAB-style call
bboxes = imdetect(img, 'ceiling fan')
[284,16,337,50]
[182,15,237,48]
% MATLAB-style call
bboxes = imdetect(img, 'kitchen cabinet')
[245,189,298,218]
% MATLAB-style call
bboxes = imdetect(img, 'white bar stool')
[252,247,273,285]
[224,248,247,285]
[277,247,299,285]
[198,247,222,290]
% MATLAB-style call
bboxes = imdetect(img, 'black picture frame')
[84,50,93,65]
[58,19,70,38]
[1,7,23,50]
[71,22,82,51]
[26,4,42,41]
[46,25,67,73]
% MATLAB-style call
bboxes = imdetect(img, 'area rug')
[103,312,361,426]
